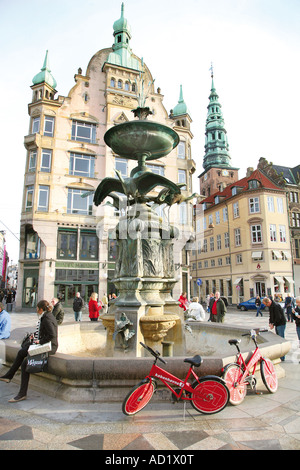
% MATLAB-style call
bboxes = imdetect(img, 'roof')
[272,164,300,185]
[32,50,57,89]
[200,169,283,207]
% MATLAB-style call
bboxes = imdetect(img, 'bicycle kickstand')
[183,401,196,422]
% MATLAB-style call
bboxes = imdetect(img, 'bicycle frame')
[234,346,263,384]
[146,362,200,401]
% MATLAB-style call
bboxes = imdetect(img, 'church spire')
[203,67,231,171]
[32,50,57,89]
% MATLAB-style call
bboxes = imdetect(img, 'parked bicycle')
[222,329,278,406]
[122,342,230,416]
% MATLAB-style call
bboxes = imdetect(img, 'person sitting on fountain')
[186,297,206,322]
[178,292,189,311]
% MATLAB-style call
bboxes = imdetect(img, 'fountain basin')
[2,322,290,403]
[104,120,179,161]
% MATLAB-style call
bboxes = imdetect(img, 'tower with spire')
[198,66,239,197]
[31,50,57,102]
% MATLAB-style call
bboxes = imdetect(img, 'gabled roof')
[200,169,282,207]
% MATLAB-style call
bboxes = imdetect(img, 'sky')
[0,0,300,264]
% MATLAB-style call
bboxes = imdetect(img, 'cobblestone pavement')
[0,308,300,451]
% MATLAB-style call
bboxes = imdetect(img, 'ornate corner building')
[16,4,196,310]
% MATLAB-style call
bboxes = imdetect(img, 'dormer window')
[232,186,237,196]
[248,179,259,189]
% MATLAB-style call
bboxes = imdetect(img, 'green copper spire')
[32,50,57,89]
[203,67,230,171]
[173,85,190,116]
[106,3,140,71]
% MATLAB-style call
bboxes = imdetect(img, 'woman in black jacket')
[0,300,58,402]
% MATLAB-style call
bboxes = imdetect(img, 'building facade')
[16,4,196,310]
[258,158,300,296]
[191,169,294,304]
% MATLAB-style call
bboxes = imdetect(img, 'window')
[249,197,260,213]
[290,191,299,203]
[177,142,185,159]
[248,179,259,189]
[226,256,231,265]
[40,149,52,172]
[267,196,274,212]
[67,189,93,215]
[178,169,186,188]
[115,157,128,177]
[218,258,222,266]
[25,228,40,259]
[117,79,122,89]
[292,212,300,227]
[277,197,284,213]
[215,211,220,224]
[279,225,286,242]
[110,78,115,87]
[71,120,96,143]
[37,185,49,212]
[179,202,187,224]
[236,254,243,264]
[251,224,262,243]
[203,217,207,230]
[235,228,241,246]
[209,214,213,225]
[44,116,55,137]
[25,186,34,211]
[224,232,229,248]
[269,224,277,242]
[80,231,98,260]
[210,236,214,251]
[57,230,77,259]
[233,202,239,218]
[69,153,95,178]
[211,259,215,267]
[147,164,165,176]
[204,260,208,268]
[197,241,201,254]
[295,239,300,259]
[217,234,221,250]
[28,151,37,172]
[32,117,40,134]
[223,207,228,222]
[125,82,130,91]
[203,239,207,252]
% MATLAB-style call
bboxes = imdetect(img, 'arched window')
[125,82,130,91]
[118,79,122,89]
[110,78,115,87]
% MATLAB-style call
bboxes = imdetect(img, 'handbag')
[28,341,52,356]
[26,353,48,373]
[21,333,33,349]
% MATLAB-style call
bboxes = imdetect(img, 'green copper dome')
[32,50,57,89]
[113,2,131,38]
[173,85,189,116]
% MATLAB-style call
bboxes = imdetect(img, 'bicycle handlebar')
[140,342,167,364]
[241,328,269,337]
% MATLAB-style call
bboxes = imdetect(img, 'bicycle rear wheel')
[222,364,247,405]
[122,379,155,416]
[191,377,229,414]
[261,358,278,393]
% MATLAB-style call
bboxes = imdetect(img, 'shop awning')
[252,251,262,258]
[233,277,242,285]
[272,250,282,259]
[284,276,295,284]
[282,251,291,259]
[274,276,284,283]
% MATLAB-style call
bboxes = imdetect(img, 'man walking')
[0,303,11,339]
[210,291,227,323]
[255,295,263,317]
[73,292,84,322]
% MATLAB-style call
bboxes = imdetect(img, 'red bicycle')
[122,342,230,416]
[222,329,278,406]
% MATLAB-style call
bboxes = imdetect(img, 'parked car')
[237,297,266,311]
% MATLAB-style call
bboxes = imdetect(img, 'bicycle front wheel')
[261,358,278,393]
[191,377,229,414]
[223,364,247,405]
[122,379,155,416]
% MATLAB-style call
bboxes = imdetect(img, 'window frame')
[69,153,95,178]
[71,120,96,143]
[37,185,49,212]
[67,189,93,215]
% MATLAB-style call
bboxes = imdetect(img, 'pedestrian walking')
[73,292,84,322]
[210,291,226,323]
[51,297,65,325]
[88,292,102,321]
[284,293,295,322]
[255,295,263,317]
[0,302,11,339]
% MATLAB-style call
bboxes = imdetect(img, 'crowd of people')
[0,287,299,403]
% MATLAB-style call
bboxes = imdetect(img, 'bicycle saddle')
[228,339,241,345]
[184,355,202,367]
